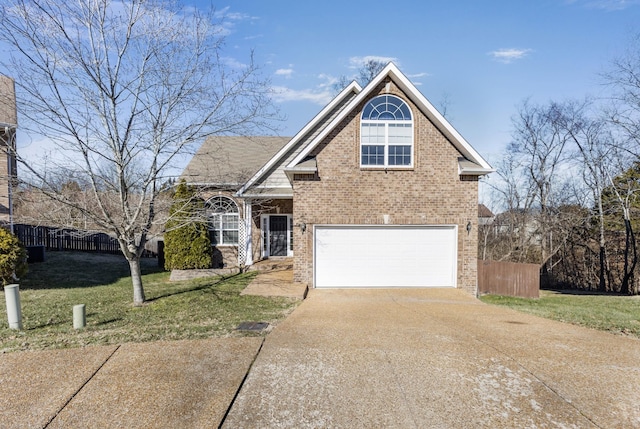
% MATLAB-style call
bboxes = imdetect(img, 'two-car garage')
[313,225,458,288]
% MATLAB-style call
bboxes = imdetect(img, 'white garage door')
[314,225,457,288]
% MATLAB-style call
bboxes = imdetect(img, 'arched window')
[206,196,239,245]
[360,95,413,168]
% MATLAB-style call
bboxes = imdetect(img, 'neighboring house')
[478,204,495,226]
[492,208,540,239]
[182,63,493,295]
[0,75,17,225]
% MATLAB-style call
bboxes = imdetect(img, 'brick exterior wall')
[0,76,17,224]
[199,189,293,267]
[292,79,479,295]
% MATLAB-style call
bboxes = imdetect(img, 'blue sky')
[195,0,640,162]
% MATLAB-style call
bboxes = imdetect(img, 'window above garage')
[360,95,413,169]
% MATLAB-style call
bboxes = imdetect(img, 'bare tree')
[600,31,640,294]
[333,59,387,93]
[602,159,640,294]
[559,100,616,291]
[0,0,278,305]
[483,150,539,263]
[357,59,386,86]
[508,99,573,267]
[602,31,640,158]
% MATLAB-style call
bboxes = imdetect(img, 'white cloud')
[489,48,532,64]
[214,7,259,36]
[271,86,333,105]
[221,56,247,69]
[271,74,337,105]
[348,55,398,69]
[567,0,640,10]
[275,68,294,78]
[317,73,339,89]
[214,7,256,22]
[407,72,430,78]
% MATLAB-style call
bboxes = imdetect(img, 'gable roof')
[478,204,495,218]
[189,63,493,196]
[236,81,362,197]
[181,136,289,187]
[287,62,493,173]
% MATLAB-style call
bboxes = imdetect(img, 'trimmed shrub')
[0,227,28,285]
[163,181,213,270]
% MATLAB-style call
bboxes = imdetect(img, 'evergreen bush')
[163,181,213,270]
[0,227,28,285]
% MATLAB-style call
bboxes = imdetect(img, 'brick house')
[181,63,493,295]
[0,75,17,225]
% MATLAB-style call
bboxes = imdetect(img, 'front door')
[269,216,288,256]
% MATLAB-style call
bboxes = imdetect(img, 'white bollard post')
[4,284,22,330]
[73,304,86,329]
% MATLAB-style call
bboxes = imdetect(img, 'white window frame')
[360,95,414,169]
[207,197,240,246]
[260,214,293,257]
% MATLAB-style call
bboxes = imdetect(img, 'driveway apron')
[222,288,640,429]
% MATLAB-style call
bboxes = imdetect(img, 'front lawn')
[0,252,300,353]
[480,290,640,338]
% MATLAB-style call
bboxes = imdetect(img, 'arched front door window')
[360,95,413,168]
[206,196,239,245]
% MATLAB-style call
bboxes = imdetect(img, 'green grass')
[0,252,300,353]
[480,290,640,338]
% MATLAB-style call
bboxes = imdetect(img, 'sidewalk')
[0,338,262,429]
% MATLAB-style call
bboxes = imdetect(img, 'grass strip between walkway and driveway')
[480,290,640,339]
[0,252,300,353]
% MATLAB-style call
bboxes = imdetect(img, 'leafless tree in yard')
[602,31,640,158]
[557,100,617,291]
[482,150,539,263]
[600,32,640,293]
[503,100,574,267]
[0,0,279,305]
[333,59,387,92]
[600,158,640,294]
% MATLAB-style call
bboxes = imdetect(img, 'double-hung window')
[361,95,413,168]
[206,196,239,245]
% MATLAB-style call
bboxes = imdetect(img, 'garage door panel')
[314,226,457,288]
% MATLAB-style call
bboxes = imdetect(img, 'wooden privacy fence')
[14,224,121,255]
[478,260,540,298]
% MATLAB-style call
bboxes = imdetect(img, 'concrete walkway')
[222,288,640,428]
[0,338,262,429]
[240,269,308,299]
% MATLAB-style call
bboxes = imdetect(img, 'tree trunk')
[598,245,606,292]
[597,192,608,292]
[621,218,637,295]
[128,257,145,306]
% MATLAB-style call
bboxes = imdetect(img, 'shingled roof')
[478,204,494,218]
[181,136,290,188]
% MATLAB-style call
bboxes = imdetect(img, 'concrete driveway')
[2,287,639,428]
[222,288,640,428]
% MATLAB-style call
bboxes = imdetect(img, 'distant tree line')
[482,32,640,295]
